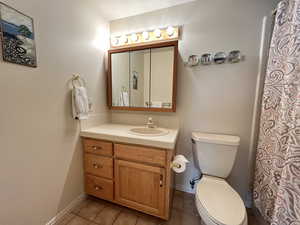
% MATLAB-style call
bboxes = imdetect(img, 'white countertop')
[80,123,179,150]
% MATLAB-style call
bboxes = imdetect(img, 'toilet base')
[195,176,248,225]
[199,217,247,225]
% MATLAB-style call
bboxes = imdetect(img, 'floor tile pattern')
[55,191,259,225]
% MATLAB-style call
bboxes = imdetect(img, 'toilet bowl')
[191,132,247,225]
[195,175,247,225]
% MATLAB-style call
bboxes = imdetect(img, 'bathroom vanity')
[81,38,180,219]
[80,124,178,220]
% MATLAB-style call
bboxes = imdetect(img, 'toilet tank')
[192,132,240,178]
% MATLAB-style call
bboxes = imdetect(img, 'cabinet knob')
[160,174,164,187]
[93,163,103,169]
[94,186,103,191]
[92,146,102,150]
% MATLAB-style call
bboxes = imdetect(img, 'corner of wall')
[45,194,87,225]
[80,112,111,130]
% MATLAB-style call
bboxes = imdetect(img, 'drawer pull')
[94,185,103,191]
[93,163,103,169]
[160,174,163,187]
[92,146,102,150]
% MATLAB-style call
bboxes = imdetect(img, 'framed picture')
[0,2,37,67]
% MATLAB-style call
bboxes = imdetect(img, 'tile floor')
[55,191,259,225]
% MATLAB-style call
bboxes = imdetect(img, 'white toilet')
[191,132,247,225]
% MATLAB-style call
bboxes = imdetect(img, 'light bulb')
[142,31,149,40]
[154,29,161,38]
[120,35,128,44]
[167,26,175,36]
[111,37,119,46]
[131,33,138,42]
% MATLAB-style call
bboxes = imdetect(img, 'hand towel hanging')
[71,75,91,120]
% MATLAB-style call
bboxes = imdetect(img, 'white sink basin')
[129,127,169,136]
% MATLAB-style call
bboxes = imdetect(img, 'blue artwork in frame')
[0,2,37,67]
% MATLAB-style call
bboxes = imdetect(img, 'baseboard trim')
[45,194,86,225]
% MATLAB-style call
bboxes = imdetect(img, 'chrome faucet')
[146,117,156,128]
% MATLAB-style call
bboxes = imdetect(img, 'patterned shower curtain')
[253,0,300,224]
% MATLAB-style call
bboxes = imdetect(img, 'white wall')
[0,0,109,224]
[110,0,279,204]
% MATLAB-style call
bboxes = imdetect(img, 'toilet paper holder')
[171,155,189,173]
[171,162,182,169]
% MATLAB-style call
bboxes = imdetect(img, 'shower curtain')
[253,0,300,224]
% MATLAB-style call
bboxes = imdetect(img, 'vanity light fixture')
[142,31,149,40]
[154,28,161,38]
[111,37,119,46]
[110,26,179,48]
[167,26,175,36]
[131,33,138,42]
[120,35,128,44]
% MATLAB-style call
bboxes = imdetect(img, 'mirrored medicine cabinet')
[107,41,178,112]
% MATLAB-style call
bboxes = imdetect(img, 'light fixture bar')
[110,26,179,48]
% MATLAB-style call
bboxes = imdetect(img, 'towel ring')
[71,74,86,88]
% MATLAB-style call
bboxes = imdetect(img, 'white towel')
[119,91,129,106]
[72,86,89,120]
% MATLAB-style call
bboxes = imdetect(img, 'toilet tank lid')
[192,132,240,146]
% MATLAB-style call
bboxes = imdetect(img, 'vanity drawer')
[83,138,113,156]
[115,144,166,166]
[85,174,113,201]
[84,154,113,179]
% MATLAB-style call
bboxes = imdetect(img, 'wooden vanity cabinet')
[82,138,174,220]
[115,159,165,216]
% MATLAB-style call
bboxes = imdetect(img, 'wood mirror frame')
[107,40,178,112]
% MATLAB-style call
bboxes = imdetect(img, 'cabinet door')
[111,51,130,107]
[129,49,151,108]
[115,159,165,216]
[150,46,175,109]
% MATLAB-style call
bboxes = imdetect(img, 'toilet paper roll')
[171,155,189,173]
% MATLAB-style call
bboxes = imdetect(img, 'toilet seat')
[195,175,247,225]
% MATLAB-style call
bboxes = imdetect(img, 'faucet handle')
[146,117,155,128]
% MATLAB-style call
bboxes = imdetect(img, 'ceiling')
[98,0,196,21]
